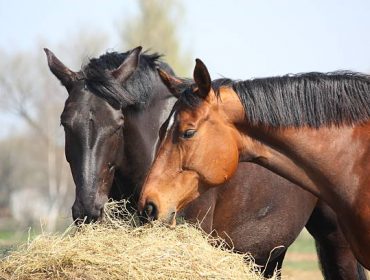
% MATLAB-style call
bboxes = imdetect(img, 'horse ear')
[44,48,78,90]
[157,68,183,99]
[111,46,142,83]
[193,58,211,99]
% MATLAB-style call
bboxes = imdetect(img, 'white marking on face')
[158,97,176,128]
[151,110,177,161]
[166,111,176,134]
[150,97,177,162]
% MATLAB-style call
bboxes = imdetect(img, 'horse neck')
[219,88,370,266]
[219,87,368,212]
[242,120,370,211]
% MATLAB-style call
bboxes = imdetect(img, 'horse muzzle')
[140,200,177,227]
[72,200,104,224]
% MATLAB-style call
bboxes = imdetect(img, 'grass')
[283,229,323,279]
[284,259,319,271]
[0,228,42,258]
[287,230,316,253]
[0,231,14,240]
[0,231,24,258]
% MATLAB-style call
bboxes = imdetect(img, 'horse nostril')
[72,203,103,225]
[74,218,84,226]
[144,202,158,221]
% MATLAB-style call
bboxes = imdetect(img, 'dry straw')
[0,201,277,280]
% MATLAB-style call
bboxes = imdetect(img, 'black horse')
[45,47,367,279]
[45,47,176,222]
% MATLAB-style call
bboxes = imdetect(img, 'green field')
[285,229,319,269]
[283,230,322,279]
[0,229,40,258]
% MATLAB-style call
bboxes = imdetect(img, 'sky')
[1,0,370,137]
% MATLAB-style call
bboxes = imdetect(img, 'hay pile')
[0,201,276,280]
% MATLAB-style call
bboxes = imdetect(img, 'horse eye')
[182,129,196,139]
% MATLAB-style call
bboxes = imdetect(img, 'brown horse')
[162,74,366,279]
[139,59,370,268]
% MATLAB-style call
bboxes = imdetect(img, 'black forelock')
[178,71,370,128]
[81,49,173,109]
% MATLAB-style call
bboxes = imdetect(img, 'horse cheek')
[201,140,239,186]
[221,142,239,183]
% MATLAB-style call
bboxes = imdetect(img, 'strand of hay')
[0,201,277,280]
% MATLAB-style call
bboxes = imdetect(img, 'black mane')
[82,49,173,109]
[180,71,370,127]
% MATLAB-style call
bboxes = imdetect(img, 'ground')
[283,229,323,279]
[284,229,370,279]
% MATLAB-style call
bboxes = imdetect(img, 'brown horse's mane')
[81,49,173,109]
[179,71,370,128]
